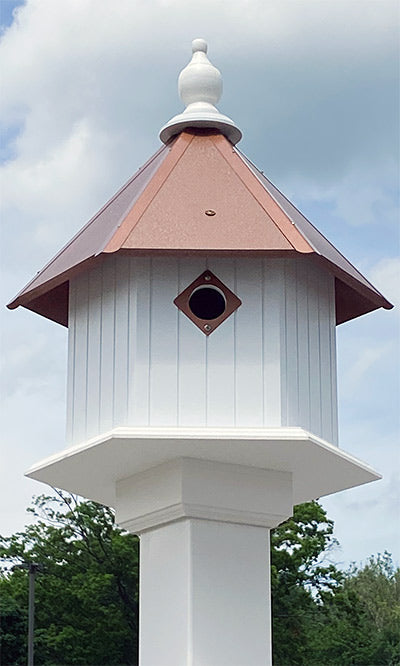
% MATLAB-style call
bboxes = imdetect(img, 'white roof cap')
[160,39,242,145]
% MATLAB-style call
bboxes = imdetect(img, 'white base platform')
[26,426,380,508]
[26,429,381,666]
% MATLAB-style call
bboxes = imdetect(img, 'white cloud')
[333,168,398,228]
[1,118,121,259]
[322,471,400,568]
[370,256,400,310]
[1,0,397,220]
[1,0,397,275]
[284,159,398,229]
[0,0,398,567]
[1,0,397,132]
[342,344,391,393]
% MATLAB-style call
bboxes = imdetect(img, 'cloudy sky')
[1,0,399,568]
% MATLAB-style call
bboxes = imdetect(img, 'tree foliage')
[271,500,341,665]
[309,553,400,666]
[1,492,399,666]
[0,491,139,665]
[271,502,400,665]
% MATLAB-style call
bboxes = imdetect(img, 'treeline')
[1,492,399,665]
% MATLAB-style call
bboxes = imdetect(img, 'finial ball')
[159,37,242,145]
[192,38,208,54]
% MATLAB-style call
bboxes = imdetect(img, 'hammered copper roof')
[8,129,392,325]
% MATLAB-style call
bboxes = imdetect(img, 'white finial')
[159,39,241,145]
[178,39,222,109]
[192,38,207,53]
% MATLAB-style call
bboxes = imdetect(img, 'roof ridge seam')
[235,150,319,255]
[91,143,170,230]
[237,150,390,301]
[7,144,171,307]
[211,136,307,252]
[96,145,176,255]
[102,133,195,253]
[233,150,314,253]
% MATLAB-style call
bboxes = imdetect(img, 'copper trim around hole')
[174,270,242,335]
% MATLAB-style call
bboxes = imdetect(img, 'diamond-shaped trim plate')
[174,270,241,335]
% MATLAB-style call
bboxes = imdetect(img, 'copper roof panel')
[8,129,392,326]
[237,150,392,313]
[122,134,294,251]
[8,143,171,309]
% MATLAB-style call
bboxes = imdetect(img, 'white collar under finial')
[159,39,242,145]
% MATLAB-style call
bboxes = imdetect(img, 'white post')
[116,458,293,666]
[139,519,271,666]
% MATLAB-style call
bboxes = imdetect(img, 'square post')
[116,457,293,666]
[140,519,271,666]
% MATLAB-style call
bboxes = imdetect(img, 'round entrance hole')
[188,286,226,320]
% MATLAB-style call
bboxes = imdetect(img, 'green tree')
[311,552,400,666]
[271,500,340,665]
[0,491,139,665]
[2,493,398,666]
[0,592,26,663]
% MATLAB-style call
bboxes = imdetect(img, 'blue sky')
[0,0,399,568]
[0,0,24,31]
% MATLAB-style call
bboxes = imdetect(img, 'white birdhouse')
[9,39,392,666]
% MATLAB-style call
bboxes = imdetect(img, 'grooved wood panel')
[99,257,115,434]
[296,259,311,432]
[66,282,76,444]
[86,268,102,437]
[149,258,179,426]
[67,255,338,446]
[206,257,236,426]
[113,256,130,426]
[177,258,207,426]
[263,259,285,427]
[281,259,337,443]
[128,257,151,425]
[235,259,263,427]
[72,272,89,444]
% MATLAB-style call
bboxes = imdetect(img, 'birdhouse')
[8,39,392,666]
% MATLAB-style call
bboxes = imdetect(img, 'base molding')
[26,426,381,508]
[116,458,292,533]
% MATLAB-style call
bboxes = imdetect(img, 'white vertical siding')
[263,259,284,426]
[66,281,77,444]
[235,259,264,427]
[149,258,179,426]
[128,257,151,425]
[206,258,236,426]
[307,261,323,438]
[177,258,207,426]
[99,257,116,434]
[86,268,102,439]
[67,255,338,446]
[295,259,311,432]
[72,272,89,444]
[283,259,300,428]
[318,270,335,443]
[282,257,337,443]
[329,289,339,445]
[113,256,130,427]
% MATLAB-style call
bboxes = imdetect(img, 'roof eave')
[314,254,393,323]
[7,246,393,328]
